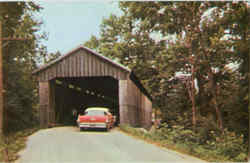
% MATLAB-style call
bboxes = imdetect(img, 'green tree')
[84,2,249,142]
[0,2,47,134]
[120,1,248,132]
[84,11,172,109]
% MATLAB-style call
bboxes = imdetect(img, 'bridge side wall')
[142,95,153,129]
[39,81,56,128]
[119,79,152,129]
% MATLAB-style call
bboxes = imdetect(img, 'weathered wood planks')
[119,79,152,129]
[36,49,129,81]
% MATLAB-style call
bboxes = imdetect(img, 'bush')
[119,124,248,162]
[0,127,39,162]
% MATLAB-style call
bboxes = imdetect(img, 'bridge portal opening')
[52,76,119,126]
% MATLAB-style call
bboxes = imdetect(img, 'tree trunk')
[191,72,196,127]
[191,96,196,126]
[208,69,223,131]
[212,96,223,130]
[185,77,196,127]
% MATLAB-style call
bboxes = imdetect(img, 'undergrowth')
[119,124,248,162]
[0,127,39,162]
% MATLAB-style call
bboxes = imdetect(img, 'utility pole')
[0,19,32,162]
[0,20,32,135]
[0,20,3,135]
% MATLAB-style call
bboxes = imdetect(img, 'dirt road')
[16,126,205,163]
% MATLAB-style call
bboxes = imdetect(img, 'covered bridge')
[33,45,152,129]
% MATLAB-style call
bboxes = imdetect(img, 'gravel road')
[16,126,205,163]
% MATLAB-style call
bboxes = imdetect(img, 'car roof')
[85,107,110,112]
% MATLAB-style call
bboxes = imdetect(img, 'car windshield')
[84,110,105,116]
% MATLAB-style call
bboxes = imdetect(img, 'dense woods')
[85,2,249,161]
[0,2,50,134]
[0,2,63,135]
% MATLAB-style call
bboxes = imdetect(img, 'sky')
[35,1,122,54]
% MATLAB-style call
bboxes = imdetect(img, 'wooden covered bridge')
[33,45,152,129]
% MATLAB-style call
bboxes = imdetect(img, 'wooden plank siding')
[36,49,128,82]
[39,81,56,128]
[119,79,152,128]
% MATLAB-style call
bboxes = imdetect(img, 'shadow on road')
[80,128,107,132]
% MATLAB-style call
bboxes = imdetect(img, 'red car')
[76,107,115,131]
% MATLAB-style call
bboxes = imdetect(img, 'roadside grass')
[119,124,248,162]
[0,127,39,162]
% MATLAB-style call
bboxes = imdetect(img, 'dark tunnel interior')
[52,76,119,126]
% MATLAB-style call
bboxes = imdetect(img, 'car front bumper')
[78,122,107,128]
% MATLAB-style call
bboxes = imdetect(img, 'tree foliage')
[84,2,249,144]
[0,2,48,134]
